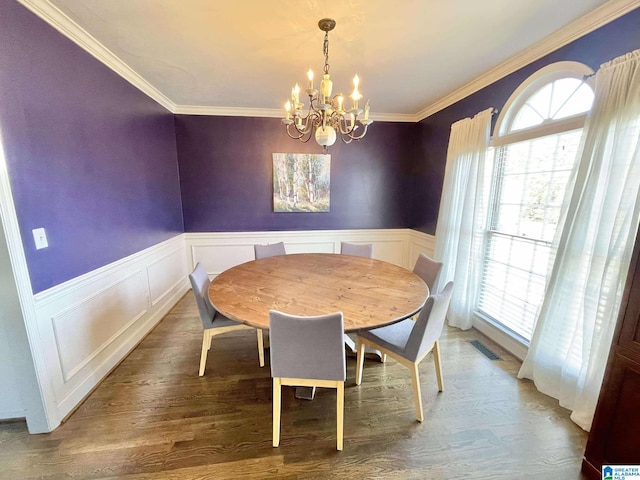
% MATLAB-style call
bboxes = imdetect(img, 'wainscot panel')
[408,230,436,266]
[52,269,148,382]
[33,234,189,421]
[185,229,435,275]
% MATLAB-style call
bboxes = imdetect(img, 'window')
[477,62,594,342]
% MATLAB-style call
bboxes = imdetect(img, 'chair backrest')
[269,310,346,382]
[254,242,286,259]
[413,253,443,291]
[188,262,216,329]
[340,242,373,259]
[404,281,454,362]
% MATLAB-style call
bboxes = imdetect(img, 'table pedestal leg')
[344,333,383,361]
[295,386,316,400]
[293,334,383,401]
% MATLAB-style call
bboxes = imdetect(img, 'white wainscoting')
[24,229,435,430]
[185,229,436,275]
[22,226,529,430]
[32,234,189,422]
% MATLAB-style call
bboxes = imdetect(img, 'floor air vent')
[469,340,501,360]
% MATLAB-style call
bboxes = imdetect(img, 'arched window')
[478,62,594,342]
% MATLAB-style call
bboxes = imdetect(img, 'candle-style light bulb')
[364,100,370,121]
[285,100,291,120]
[337,94,344,112]
[351,75,362,110]
[293,84,300,104]
[307,69,314,89]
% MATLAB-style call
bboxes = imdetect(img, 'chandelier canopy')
[282,18,373,152]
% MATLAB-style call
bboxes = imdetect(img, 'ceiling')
[23,0,639,120]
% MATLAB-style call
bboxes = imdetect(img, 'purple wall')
[0,0,184,293]
[2,1,638,293]
[411,7,640,234]
[176,115,415,231]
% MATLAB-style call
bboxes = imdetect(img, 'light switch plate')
[32,228,48,249]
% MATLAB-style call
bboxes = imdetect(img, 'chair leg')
[433,340,444,392]
[272,378,281,447]
[257,329,265,367]
[355,339,366,385]
[410,363,424,422]
[336,382,344,451]
[381,354,387,363]
[199,331,210,377]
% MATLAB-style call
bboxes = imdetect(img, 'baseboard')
[0,410,26,420]
[472,314,528,361]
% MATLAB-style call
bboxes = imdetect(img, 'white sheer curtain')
[519,49,640,430]
[434,108,493,330]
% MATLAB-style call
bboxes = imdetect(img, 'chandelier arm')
[295,118,313,135]
[291,109,323,136]
[345,122,370,141]
[339,134,354,144]
[285,124,307,140]
[286,124,314,144]
[337,120,355,135]
[332,113,359,135]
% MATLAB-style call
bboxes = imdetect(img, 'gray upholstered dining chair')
[340,241,373,258]
[189,263,265,375]
[355,281,454,422]
[254,242,286,259]
[269,310,346,450]
[413,253,443,292]
[340,241,375,356]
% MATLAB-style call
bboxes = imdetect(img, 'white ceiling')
[25,0,639,120]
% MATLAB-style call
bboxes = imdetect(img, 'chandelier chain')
[323,31,330,75]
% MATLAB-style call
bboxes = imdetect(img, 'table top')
[209,253,428,332]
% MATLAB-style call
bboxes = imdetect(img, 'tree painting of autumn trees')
[272,153,330,212]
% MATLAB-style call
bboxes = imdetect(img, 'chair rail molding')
[185,229,436,276]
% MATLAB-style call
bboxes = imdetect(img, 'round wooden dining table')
[208,253,428,332]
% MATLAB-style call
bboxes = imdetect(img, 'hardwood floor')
[0,293,589,479]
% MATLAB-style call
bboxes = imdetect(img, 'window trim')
[492,61,595,147]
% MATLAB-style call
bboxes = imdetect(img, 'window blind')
[478,129,583,340]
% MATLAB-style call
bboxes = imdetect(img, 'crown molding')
[172,105,284,118]
[369,112,418,123]
[172,105,418,122]
[16,0,177,113]
[17,0,639,122]
[415,0,640,121]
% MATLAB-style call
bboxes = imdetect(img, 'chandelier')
[282,18,373,152]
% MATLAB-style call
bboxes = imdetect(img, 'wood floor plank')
[0,292,589,479]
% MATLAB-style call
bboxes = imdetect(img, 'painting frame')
[272,153,330,213]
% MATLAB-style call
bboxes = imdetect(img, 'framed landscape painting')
[272,153,330,212]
